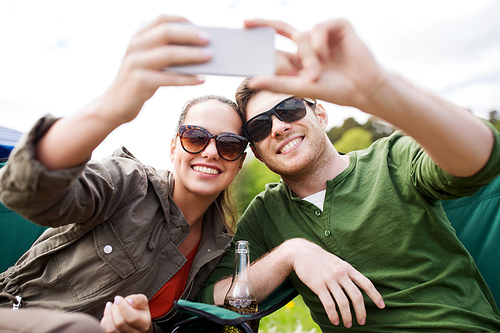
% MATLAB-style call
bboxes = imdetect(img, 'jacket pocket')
[46,223,139,301]
[93,221,138,279]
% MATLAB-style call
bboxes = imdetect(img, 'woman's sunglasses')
[242,96,316,143]
[177,125,248,161]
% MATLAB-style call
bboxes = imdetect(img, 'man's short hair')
[235,78,318,123]
[235,78,261,122]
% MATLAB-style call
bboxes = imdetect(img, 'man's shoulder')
[245,180,287,209]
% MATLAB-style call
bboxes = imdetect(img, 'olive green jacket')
[0,115,232,331]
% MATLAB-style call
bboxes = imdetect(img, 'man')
[196,18,500,332]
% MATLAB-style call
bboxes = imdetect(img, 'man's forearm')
[361,72,494,177]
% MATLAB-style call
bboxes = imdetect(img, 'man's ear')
[250,145,263,162]
[316,104,329,131]
[170,137,176,163]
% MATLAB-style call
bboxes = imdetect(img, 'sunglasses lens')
[276,98,307,122]
[245,114,272,143]
[218,136,246,161]
[245,97,308,142]
[181,129,209,153]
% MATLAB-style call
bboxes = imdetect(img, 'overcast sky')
[1,0,499,169]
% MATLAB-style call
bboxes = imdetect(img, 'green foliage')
[488,110,500,133]
[333,127,373,154]
[327,116,393,146]
[327,117,361,143]
[259,295,320,333]
[232,157,281,216]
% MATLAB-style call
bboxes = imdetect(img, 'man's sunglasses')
[242,96,316,143]
[177,125,248,161]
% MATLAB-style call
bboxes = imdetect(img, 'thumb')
[247,75,312,98]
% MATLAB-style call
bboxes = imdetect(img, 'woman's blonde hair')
[176,95,244,234]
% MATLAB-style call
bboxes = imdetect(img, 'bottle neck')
[226,241,255,299]
[234,249,250,282]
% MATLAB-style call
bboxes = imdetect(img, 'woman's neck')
[172,183,217,256]
[171,180,218,227]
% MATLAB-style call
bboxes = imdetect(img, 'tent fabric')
[442,175,500,307]
[0,126,23,158]
[0,201,48,272]
[0,126,47,272]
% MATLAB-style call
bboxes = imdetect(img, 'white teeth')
[192,165,220,175]
[280,138,302,154]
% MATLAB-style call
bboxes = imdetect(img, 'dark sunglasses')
[177,125,248,161]
[242,96,316,143]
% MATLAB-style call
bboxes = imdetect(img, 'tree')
[333,127,373,153]
[232,157,281,216]
[327,117,360,143]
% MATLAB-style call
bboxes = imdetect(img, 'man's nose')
[270,115,291,138]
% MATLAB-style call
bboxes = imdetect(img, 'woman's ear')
[170,137,177,163]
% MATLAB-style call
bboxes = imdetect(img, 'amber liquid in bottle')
[222,240,259,333]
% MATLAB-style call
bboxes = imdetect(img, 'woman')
[0,15,246,333]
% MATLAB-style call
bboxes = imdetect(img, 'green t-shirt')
[199,128,500,332]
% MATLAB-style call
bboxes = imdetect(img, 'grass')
[259,295,321,333]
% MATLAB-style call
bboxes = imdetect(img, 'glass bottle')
[222,240,259,333]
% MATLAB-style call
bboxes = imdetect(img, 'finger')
[247,75,314,98]
[126,45,212,71]
[350,271,385,309]
[310,19,352,63]
[146,72,206,87]
[114,295,150,332]
[124,294,150,311]
[327,282,353,328]
[129,23,210,54]
[100,302,119,333]
[316,289,340,326]
[134,14,189,36]
[341,281,367,326]
[275,50,301,76]
[292,30,322,81]
[110,297,131,333]
[309,23,333,63]
[243,19,297,39]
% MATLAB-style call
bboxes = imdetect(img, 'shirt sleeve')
[391,119,500,200]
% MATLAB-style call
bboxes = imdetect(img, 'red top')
[149,241,200,319]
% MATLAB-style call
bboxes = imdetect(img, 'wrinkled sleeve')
[391,119,500,200]
[0,114,145,229]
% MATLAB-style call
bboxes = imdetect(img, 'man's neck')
[282,149,350,199]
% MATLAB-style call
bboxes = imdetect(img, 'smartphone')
[166,25,275,77]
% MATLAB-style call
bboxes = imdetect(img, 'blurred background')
[1,1,499,330]
[1,0,499,169]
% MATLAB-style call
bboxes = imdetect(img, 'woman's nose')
[201,138,219,159]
